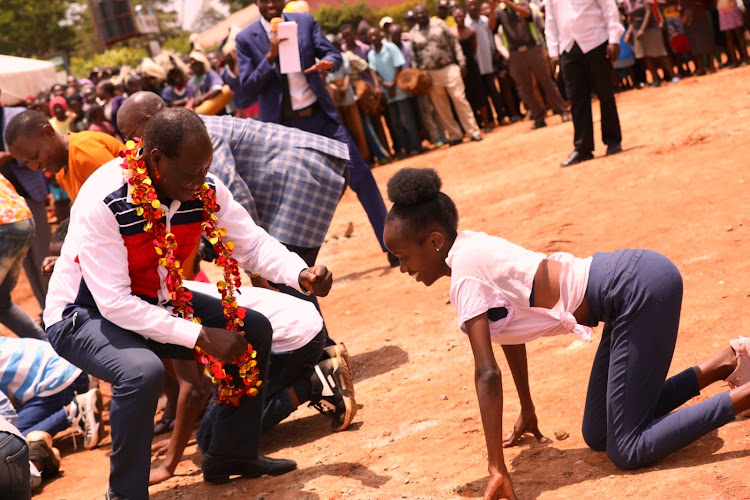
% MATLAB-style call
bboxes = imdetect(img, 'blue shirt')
[161,83,196,104]
[189,70,224,98]
[368,41,407,103]
[0,337,82,404]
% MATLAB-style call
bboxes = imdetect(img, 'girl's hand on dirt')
[503,408,549,447]
[484,467,517,499]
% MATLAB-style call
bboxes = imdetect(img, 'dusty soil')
[15,66,750,499]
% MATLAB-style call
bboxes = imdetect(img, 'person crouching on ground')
[43,107,333,499]
[383,167,750,499]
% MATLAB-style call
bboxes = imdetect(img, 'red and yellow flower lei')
[121,141,261,406]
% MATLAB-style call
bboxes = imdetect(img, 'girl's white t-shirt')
[446,230,593,344]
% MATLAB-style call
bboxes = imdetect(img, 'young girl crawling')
[383,167,750,499]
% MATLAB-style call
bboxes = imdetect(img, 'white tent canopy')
[0,55,57,106]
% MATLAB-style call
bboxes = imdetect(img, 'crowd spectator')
[465,0,508,126]
[546,0,624,167]
[454,8,492,131]
[410,5,483,145]
[624,0,679,86]
[367,28,422,158]
[491,0,571,130]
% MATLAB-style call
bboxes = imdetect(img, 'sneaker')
[322,343,354,398]
[27,431,61,477]
[671,77,681,83]
[309,357,356,431]
[71,388,104,449]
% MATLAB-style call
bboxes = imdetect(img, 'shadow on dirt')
[453,429,750,499]
[149,461,391,500]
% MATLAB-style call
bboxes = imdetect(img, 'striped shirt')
[0,337,82,404]
[44,157,309,348]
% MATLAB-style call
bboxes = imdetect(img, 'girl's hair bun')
[387,168,442,206]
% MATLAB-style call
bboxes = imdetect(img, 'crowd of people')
[0,0,749,498]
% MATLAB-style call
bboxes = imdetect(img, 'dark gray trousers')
[508,46,568,122]
[583,249,735,470]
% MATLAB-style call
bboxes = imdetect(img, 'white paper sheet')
[278,21,302,74]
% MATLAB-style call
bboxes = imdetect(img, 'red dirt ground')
[10,66,750,499]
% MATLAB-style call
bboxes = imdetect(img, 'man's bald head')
[117,91,167,141]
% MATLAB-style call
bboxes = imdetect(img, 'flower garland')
[121,140,262,406]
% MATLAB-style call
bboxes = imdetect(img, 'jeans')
[387,99,421,155]
[0,430,30,500]
[583,249,736,470]
[0,218,46,341]
[16,372,89,437]
[47,291,273,500]
[262,329,326,432]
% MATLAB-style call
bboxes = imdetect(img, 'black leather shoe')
[448,138,463,146]
[531,120,547,130]
[606,143,623,156]
[202,454,297,484]
[560,150,594,167]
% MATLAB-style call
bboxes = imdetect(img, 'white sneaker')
[70,388,104,449]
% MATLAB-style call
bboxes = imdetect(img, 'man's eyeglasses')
[124,115,148,142]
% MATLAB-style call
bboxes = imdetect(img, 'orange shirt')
[57,131,124,202]
[0,174,32,224]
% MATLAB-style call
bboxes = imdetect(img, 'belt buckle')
[518,46,528,53]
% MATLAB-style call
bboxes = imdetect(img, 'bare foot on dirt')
[149,465,173,485]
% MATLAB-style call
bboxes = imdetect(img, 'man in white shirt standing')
[545,0,625,167]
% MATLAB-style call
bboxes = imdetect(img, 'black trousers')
[561,42,622,154]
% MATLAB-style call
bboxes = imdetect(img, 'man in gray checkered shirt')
[118,92,348,269]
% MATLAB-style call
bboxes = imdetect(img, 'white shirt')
[186,281,323,354]
[544,0,625,57]
[45,159,308,348]
[260,16,317,110]
[465,14,496,75]
[447,231,592,345]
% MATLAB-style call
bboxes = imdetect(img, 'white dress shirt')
[544,0,625,57]
[260,16,317,110]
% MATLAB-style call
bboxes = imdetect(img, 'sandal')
[726,336,750,417]
[726,337,750,389]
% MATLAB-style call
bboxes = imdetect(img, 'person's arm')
[305,16,343,74]
[466,313,517,500]
[194,71,224,105]
[544,0,560,59]
[638,7,651,38]
[448,25,467,69]
[500,344,549,447]
[210,174,331,296]
[150,359,211,485]
[236,31,279,101]
[598,0,626,43]
[500,0,531,18]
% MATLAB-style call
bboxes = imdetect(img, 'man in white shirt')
[545,0,625,167]
[44,108,334,499]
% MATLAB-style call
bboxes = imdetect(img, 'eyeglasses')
[123,115,148,142]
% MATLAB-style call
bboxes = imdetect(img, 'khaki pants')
[426,64,480,140]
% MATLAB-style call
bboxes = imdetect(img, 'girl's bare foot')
[693,346,737,389]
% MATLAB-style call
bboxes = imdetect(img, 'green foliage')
[0,0,77,58]
[162,33,192,55]
[313,0,441,35]
[314,1,372,34]
[69,46,149,78]
[221,0,255,14]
